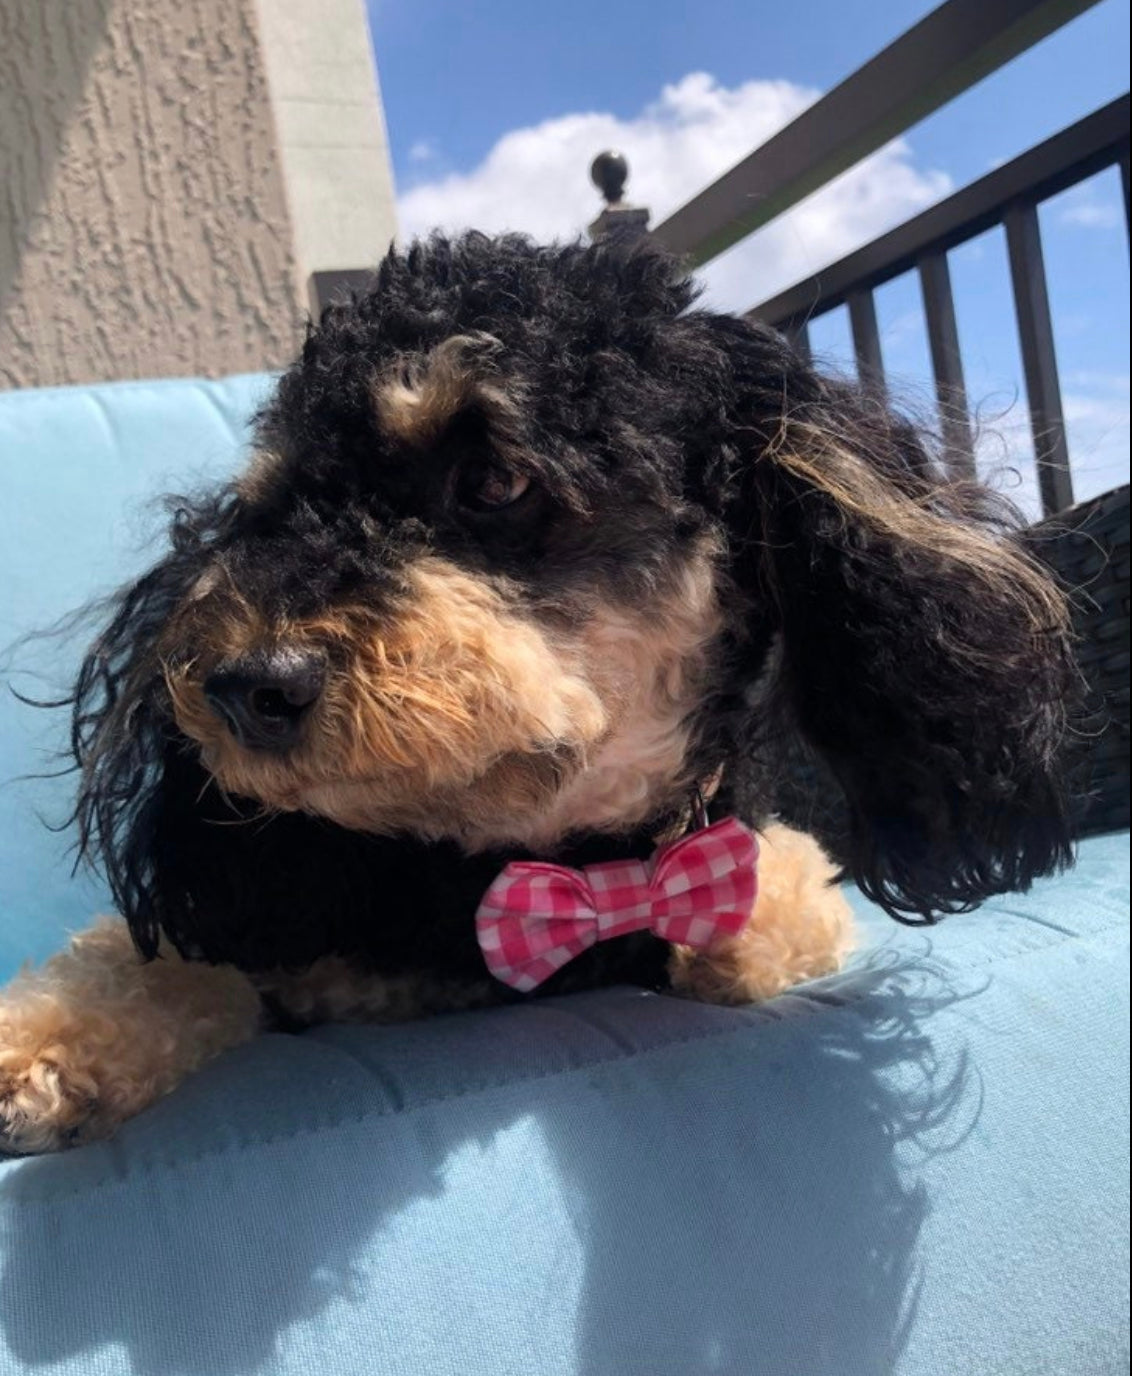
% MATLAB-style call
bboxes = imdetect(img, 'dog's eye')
[456,463,531,512]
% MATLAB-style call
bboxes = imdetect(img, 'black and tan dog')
[0,234,1074,1152]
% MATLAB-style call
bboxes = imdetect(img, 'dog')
[0,233,1074,1153]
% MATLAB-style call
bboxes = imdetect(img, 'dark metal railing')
[639,0,1129,517]
[748,97,1130,515]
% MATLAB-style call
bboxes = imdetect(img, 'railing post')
[918,250,976,476]
[1004,199,1075,515]
[309,269,377,319]
[847,289,886,392]
[588,152,651,242]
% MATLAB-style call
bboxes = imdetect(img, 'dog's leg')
[0,919,263,1153]
[669,822,855,1004]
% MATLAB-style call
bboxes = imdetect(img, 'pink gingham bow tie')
[475,817,759,992]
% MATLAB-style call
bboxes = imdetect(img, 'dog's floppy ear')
[66,492,410,970]
[67,495,235,960]
[706,315,1075,921]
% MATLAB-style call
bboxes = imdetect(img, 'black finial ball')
[590,150,629,205]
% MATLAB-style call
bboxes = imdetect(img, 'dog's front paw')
[0,963,138,1154]
[669,823,855,1005]
[0,1046,106,1154]
[0,921,268,1153]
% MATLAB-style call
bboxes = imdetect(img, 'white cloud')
[397,73,952,313]
[1060,202,1121,228]
[408,139,437,164]
[1054,183,1124,231]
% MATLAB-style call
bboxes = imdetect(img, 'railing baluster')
[1004,200,1074,516]
[847,289,885,393]
[918,251,976,477]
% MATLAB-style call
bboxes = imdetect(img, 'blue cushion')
[0,375,275,976]
[1,378,1128,1374]
[0,832,1126,1376]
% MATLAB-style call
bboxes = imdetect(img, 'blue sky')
[365,0,1129,515]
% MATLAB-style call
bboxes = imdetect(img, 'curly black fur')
[63,232,1075,983]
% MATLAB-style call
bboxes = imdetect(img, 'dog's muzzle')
[203,646,326,751]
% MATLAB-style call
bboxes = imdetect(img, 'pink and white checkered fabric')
[475,817,759,992]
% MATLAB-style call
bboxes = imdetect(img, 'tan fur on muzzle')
[166,559,607,836]
[165,542,722,850]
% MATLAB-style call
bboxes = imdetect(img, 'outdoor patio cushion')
[1,378,1128,1376]
[0,834,1126,1376]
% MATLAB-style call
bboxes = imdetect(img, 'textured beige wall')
[255,0,398,311]
[0,0,302,390]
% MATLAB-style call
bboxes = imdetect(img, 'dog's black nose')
[203,648,326,751]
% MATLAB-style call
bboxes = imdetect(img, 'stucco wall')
[0,0,302,389]
[255,0,399,314]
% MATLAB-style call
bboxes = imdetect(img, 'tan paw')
[669,822,855,1005]
[0,972,150,1154]
[0,920,264,1154]
[0,1047,106,1154]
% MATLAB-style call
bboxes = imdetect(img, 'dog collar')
[474,808,759,992]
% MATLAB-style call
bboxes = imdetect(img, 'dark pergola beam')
[651,0,1103,267]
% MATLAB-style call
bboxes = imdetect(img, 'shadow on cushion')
[0,954,972,1376]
